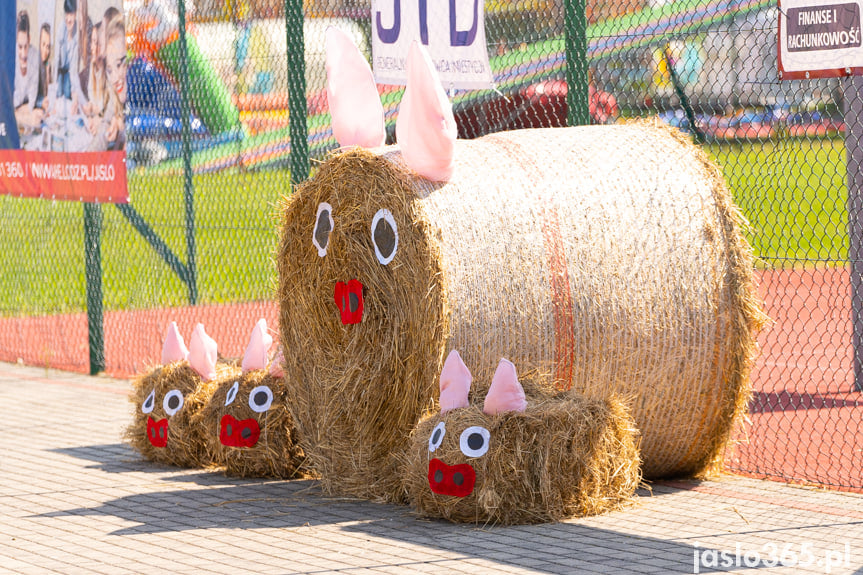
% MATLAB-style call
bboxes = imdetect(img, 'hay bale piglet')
[405,350,641,525]
[126,322,233,467]
[198,319,305,478]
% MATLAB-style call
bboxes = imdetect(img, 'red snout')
[220,414,261,448]
[428,458,476,497]
[334,279,364,324]
[147,416,168,448]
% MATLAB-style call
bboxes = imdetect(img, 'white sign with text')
[371,0,493,89]
[779,0,863,78]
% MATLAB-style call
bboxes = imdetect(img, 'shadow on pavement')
[750,390,861,413]
[34,477,778,574]
[51,443,264,486]
[51,443,173,474]
[50,443,315,487]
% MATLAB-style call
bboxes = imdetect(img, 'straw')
[277,122,766,500]
[404,388,641,525]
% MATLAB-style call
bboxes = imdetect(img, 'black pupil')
[315,210,332,249]
[167,395,180,410]
[227,387,236,402]
[254,391,268,406]
[453,472,464,486]
[434,470,444,483]
[467,433,484,451]
[144,396,153,408]
[374,217,396,259]
[431,429,442,445]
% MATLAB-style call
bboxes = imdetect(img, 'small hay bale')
[277,122,766,501]
[124,361,233,467]
[404,389,641,525]
[198,369,306,479]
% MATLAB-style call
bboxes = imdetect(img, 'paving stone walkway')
[1,362,861,574]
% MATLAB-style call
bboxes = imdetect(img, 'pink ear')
[483,359,527,415]
[188,323,218,381]
[242,319,273,373]
[269,346,285,378]
[439,350,471,413]
[326,27,386,149]
[161,321,189,364]
[395,41,457,182]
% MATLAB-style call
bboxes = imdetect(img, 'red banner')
[0,149,127,203]
[2,0,129,203]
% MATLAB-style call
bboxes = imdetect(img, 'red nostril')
[334,279,364,324]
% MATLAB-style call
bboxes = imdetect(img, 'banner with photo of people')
[0,0,127,202]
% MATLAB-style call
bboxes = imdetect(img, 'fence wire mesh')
[0,0,859,493]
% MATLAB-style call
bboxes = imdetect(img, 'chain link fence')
[0,0,859,493]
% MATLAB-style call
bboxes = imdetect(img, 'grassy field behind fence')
[0,136,849,317]
[0,170,286,317]
[708,137,848,265]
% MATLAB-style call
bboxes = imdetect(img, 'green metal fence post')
[285,0,309,184]
[83,203,104,375]
[663,45,705,145]
[845,76,863,392]
[177,0,198,304]
[564,0,589,126]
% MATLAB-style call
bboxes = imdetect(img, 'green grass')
[0,169,288,317]
[706,137,848,265]
[0,137,849,317]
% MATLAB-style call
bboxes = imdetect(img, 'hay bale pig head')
[125,322,227,467]
[277,31,453,501]
[406,351,642,525]
[200,319,305,478]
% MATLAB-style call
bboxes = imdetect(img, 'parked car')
[455,79,619,139]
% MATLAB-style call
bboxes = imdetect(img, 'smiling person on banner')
[36,22,53,116]
[55,0,86,117]
[87,11,125,151]
[14,10,41,130]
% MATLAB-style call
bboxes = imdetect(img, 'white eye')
[459,426,490,458]
[141,389,155,414]
[371,208,398,265]
[224,381,239,406]
[313,202,334,257]
[248,385,273,413]
[163,389,184,416]
[428,421,446,452]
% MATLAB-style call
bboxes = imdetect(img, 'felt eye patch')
[225,381,239,406]
[459,426,490,458]
[313,202,334,257]
[163,389,184,416]
[371,208,398,265]
[248,385,273,413]
[428,421,446,452]
[142,389,155,413]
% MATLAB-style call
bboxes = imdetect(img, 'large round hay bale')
[404,389,641,525]
[277,122,766,500]
[198,369,306,478]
